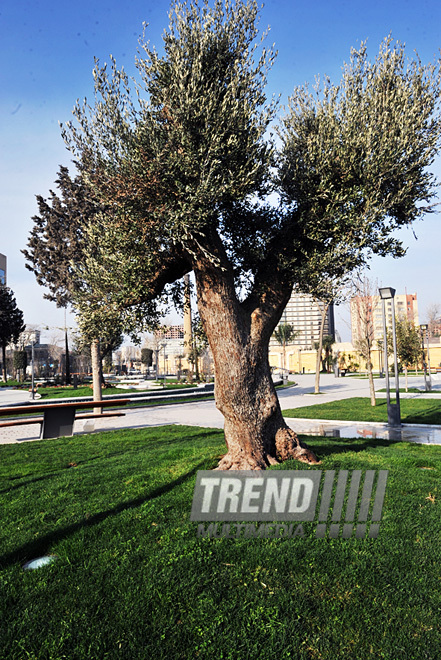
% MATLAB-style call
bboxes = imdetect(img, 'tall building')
[350,292,418,345]
[156,325,185,340]
[271,291,335,350]
[0,253,6,285]
[155,325,185,356]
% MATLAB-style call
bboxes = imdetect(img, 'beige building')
[351,292,418,346]
[270,291,335,351]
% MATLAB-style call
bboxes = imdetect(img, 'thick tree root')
[214,452,268,471]
[214,427,320,470]
[275,427,320,464]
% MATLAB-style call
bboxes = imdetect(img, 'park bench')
[0,399,130,439]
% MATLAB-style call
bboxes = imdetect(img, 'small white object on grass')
[23,555,57,570]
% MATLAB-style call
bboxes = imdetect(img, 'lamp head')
[378,287,396,300]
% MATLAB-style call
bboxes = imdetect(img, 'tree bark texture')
[1,343,7,383]
[193,258,319,470]
[367,359,376,406]
[91,339,103,414]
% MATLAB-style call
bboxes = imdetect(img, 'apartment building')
[270,291,335,350]
[351,292,418,345]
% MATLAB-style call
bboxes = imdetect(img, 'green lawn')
[378,388,441,395]
[1,426,441,659]
[283,397,441,425]
[33,383,199,399]
[35,385,140,398]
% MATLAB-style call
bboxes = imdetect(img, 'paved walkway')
[1,374,440,445]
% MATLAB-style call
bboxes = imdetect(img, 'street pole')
[379,287,401,427]
[155,348,160,381]
[390,295,401,419]
[163,344,167,386]
[31,341,35,400]
[380,297,390,410]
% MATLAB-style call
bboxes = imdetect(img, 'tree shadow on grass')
[404,405,441,425]
[0,460,210,570]
[297,435,400,460]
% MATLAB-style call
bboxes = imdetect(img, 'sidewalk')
[1,374,440,445]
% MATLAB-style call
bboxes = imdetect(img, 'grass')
[283,397,441,425]
[1,426,441,659]
[378,388,441,395]
[35,382,201,399]
[35,385,140,399]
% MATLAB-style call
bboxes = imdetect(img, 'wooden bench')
[0,399,130,439]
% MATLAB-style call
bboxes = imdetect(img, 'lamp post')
[377,339,384,378]
[31,341,35,400]
[379,287,401,426]
[163,343,167,386]
[420,324,432,392]
[155,347,160,381]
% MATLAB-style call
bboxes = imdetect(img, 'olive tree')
[61,0,441,469]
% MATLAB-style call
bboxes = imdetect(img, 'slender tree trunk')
[367,358,376,406]
[405,365,408,392]
[314,303,329,394]
[194,262,319,470]
[193,342,200,381]
[1,343,7,383]
[65,329,71,385]
[91,339,103,414]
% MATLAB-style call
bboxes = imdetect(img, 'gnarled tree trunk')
[194,259,319,470]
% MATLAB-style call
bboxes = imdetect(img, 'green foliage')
[13,349,27,381]
[24,2,441,454]
[59,6,441,327]
[0,285,25,382]
[388,317,423,369]
[0,285,25,349]
[273,323,297,346]
[278,37,441,281]
[63,0,275,236]
[23,167,159,349]
[22,166,94,308]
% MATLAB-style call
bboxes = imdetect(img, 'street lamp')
[155,347,160,381]
[377,338,384,378]
[419,324,432,392]
[163,343,167,386]
[379,287,401,426]
[31,341,35,400]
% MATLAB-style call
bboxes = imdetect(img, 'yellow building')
[269,339,441,375]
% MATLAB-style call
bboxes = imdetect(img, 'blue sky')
[1,0,440,342]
